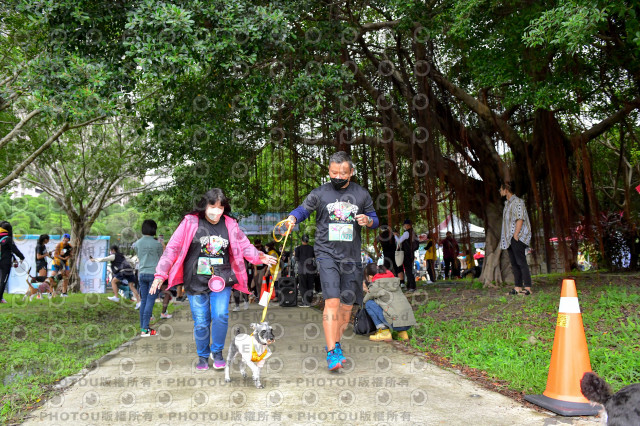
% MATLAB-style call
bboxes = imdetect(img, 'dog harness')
[250,334,268,363]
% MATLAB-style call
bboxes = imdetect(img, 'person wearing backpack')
[362,263,417,341]
[91,245,141,308]
[0,221,25,303]
[396,219,420,292]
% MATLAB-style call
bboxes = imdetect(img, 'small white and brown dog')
[224,322,275,388]
[23,268,56,301]
[581,372,640,426]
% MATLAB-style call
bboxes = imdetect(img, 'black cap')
[302,234,309,243]
[403,219,412,225]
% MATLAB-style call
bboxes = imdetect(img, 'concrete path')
[23,302,601,425]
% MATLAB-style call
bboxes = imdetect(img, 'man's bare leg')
[323,298,340,350]
[336,303,353,343]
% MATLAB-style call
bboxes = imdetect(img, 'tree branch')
[101,183,154,209]
[359,20,401,35]
[22,176,63,200]
[574,98,640,142]
[0,72,20,87]
[0,91,21,112]
[68,115,107,130]
[0,108,42,150]
[88,177,123,216]
[300,135,410,155]
[349,57,414,142]
[0,122,69,190]
[428,62,526,148]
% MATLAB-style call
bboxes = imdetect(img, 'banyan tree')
[246,0,640,284]
[12,1,638,281]
[138,1,639,281]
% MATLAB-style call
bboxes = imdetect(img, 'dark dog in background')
[224,322,275,388]
[581,372,640,426]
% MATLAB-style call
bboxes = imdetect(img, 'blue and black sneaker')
[325,346,343,371]
[334,342,347,364]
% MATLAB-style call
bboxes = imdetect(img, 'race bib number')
[328,224,354,241]
[197,257,224,275]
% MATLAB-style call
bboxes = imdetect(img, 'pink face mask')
[206,207,224,222]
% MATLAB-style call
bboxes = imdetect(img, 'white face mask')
[206,207,224,221]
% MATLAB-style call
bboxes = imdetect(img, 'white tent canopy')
[419,214,485,242]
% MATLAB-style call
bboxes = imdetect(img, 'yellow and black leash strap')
[260,219,294,322]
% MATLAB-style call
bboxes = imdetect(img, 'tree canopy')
[1,0,639,275]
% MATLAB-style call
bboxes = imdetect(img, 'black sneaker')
[196,356,209,370]
[210,352,226,369]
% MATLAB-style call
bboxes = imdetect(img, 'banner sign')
[8,235,110,294]
[237,213,300,235]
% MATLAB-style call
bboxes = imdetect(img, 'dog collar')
[250,333,268,363]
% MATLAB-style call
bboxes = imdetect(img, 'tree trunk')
[69,218,92,292]
[480,201,514,288]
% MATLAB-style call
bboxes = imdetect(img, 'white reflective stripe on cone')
[558,297,581,314]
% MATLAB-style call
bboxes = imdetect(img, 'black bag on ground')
[278,277,297,307]
[353,307,376,335]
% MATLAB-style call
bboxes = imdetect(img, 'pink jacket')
[154,214,263,294]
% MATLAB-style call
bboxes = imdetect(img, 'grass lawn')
[0,293,178,424]
[408,272,640,396]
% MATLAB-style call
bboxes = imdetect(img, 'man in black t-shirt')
[287,151,379,371]
[294,234,316,307]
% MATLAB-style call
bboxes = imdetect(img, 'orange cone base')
[524,394,599,416]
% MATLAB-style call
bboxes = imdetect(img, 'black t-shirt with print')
[300,182,375,262]
[36,243,48,270]
[183,218,235,295]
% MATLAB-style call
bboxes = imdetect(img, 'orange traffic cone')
[524,278,599,416]
[260,276,275,301]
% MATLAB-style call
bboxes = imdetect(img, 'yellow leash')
[260,219,294,322]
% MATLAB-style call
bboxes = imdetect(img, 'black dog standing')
[581,372,640,426]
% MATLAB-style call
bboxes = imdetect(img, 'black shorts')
[114,272,137,285]
[36,261,48,273]
[316,258,363,305]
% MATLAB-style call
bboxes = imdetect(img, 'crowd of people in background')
[0,152,536,378]
[0,211,488,317]
[370,224,485,289]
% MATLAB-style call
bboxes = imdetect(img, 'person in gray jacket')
[362,263,417,342]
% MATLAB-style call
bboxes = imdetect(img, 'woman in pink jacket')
[150,189,276,370]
